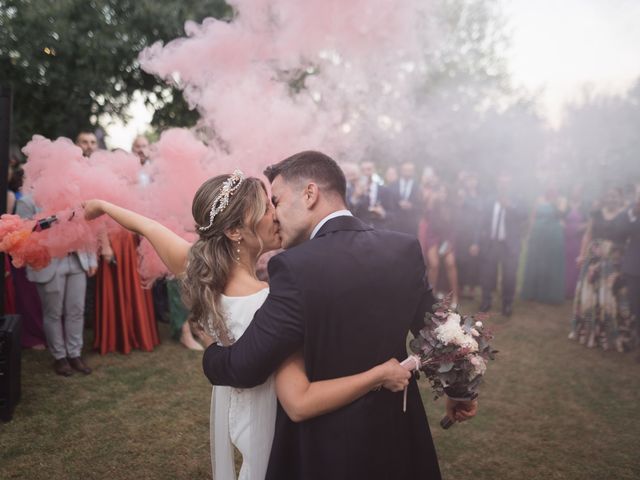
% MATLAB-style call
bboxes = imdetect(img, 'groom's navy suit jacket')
[203,215,441,480]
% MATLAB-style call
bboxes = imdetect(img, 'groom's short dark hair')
[264,151,347,201]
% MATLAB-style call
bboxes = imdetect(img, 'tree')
[421,0,512,106]
[0,0,232,146]
[554,79,640,191]
[341,0,522,176]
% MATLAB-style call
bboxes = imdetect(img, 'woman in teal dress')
[166,279,203,350]
[521,191,566,304]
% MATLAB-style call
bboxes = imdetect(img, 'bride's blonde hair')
[182,174,267,345]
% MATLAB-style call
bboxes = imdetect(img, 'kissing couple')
[84,150,478,480]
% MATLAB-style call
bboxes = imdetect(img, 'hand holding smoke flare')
[401,298,497,429]
[32,214,58,232]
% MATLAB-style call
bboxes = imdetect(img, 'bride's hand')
[83,199,106,221]
[191,321,216,348]
[379,358,411,392]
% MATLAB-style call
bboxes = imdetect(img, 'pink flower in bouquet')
[469,355,487,378]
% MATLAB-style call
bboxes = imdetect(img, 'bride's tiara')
[199,169,245,232]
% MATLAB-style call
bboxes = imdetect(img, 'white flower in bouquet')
[434,313,478,352]
[469,355,487,377]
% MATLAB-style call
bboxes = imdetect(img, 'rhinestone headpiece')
[199,169,245,232]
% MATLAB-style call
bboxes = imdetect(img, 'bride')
[84,170,412,479]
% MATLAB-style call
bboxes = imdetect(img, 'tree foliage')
[0,0,231,146]
[421,0,512,108]
[554,79,640,190]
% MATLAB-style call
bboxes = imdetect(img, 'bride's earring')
[235,239,242,262]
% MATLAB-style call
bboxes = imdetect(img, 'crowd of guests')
[342,161,527,313]
[3,132,204,378]
[342,160,639,356]
[4,147,639,376]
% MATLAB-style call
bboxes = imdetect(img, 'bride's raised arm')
[83,199,191,276]
[275,352,410,422]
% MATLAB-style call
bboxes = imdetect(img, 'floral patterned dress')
[570,210,636,351]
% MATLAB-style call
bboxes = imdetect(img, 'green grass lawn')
[1,301,639,479]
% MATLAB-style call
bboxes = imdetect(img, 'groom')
[203,151,476,479]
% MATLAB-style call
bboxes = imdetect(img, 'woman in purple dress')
[420,182,459,307]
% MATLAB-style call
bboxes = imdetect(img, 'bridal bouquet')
[401,298,496,428]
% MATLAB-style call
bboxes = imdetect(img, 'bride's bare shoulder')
[223,277,268,297]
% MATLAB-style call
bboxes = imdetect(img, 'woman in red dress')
[93,229,159,354]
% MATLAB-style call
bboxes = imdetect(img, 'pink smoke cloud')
[16,0,432,281]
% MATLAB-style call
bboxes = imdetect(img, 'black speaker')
[0,314,21,422]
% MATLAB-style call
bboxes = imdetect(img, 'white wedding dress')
[210,288,277,480]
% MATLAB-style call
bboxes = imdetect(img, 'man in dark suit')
[472,174,528,317]
[203,151,477,480]
[351,160,396,230]
[388,161,423,236]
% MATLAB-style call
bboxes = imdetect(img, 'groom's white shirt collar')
[310,210,353,239]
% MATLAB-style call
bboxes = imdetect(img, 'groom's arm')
[202,254,305,389]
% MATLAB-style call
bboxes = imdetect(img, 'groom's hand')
[446,397,478,423]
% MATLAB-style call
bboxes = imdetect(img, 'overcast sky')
[503,0,640,125]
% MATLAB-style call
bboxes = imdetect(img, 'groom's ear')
[303,182,320,209]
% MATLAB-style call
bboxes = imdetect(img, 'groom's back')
[267,215,441,480]
[286,220,423,379]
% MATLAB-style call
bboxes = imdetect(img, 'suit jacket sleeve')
[202,253,305,388]
[409,239,436,338]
